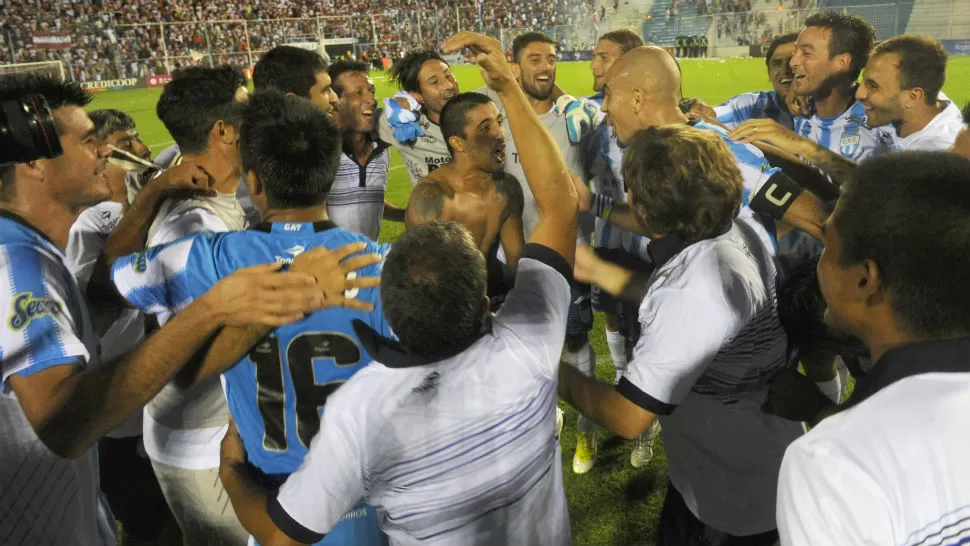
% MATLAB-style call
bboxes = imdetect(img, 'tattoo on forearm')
[407,181,447,225]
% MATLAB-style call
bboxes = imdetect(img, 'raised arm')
[442,32,578,264]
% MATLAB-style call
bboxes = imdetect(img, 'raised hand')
[440,32,515,93]
[289,242,383,312]
[141,161,216,201]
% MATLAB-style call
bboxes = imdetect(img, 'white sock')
[815,375,842,404]
[606,328,628,384]
[566,342,596,434]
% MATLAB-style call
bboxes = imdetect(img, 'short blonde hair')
[621,125,742,243]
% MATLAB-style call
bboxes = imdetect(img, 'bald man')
[583,47,826,249]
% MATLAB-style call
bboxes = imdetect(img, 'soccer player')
[251,45,339,119]
[326,59,405,240]
[380,50,459,184]
[66,108,178,545]
[952,104,970,159]
[0,74,327,545]
[690,32,799,130]
[585,29,662,470]
[112,91,389,546]
[777,152,970,545]
[730,13,894,186]
[146,65,255,544]
[405,92,524,304]
[218,31,580,546]
[856,35,964,151]
[562,124,803,545]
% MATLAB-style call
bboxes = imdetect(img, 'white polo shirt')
[891,95,965,151]
[326,141,391,241]
[778,337,970,546]
[268,244,573,546]
[617,219,803,536]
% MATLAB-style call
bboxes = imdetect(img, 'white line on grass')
[147,140,174,149]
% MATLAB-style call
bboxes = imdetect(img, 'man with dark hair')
[777,152,970,545]
[562,124,802,546]
[591,29,644,94]
[324,59,404,240]
[405,91,525,304]
[381,50,460,184]
[731,12,893,184]
[112,91,389,546]
[690,32,799,130]
[0,75,326,545]
[252,46,338,118]
[147,65,258,545]
[217,31,580,546]
[857,35,963,151]
[951,103,970,159]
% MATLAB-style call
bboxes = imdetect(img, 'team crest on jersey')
[8,292,62,331]
[839,129,861,157]
[133,252,148,273]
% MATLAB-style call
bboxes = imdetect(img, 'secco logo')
[8,292,62,331]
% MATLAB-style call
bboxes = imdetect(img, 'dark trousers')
[98,435,176,541]
[657,482,779,546]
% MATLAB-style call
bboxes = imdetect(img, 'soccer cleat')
[630,421,661,469]
[555,407,564,441]
[572,430,598,474]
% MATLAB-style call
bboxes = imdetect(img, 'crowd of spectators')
[0,0,596,81]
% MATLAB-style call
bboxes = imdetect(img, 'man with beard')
[406,92,525,304]
[325,59,405,240]
[689,32,799,130]
[584,29,663,471]
[730,13,894,185]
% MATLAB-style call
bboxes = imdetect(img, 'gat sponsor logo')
[8,292,62,331]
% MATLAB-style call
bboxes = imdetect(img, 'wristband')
[590,193,615,220]
[749,171,803,220]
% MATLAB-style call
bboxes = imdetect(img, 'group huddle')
[1,10,970,546]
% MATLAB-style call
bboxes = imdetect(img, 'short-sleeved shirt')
[778,337,970,546]
[268,244,574,546]
[378,110,450,186]
[714,90,794,130]
[617,220,803,536]
[889,95,965,151]
[327,143,391,241]
[66,201,146,438]
[0,211,115,546]
[793,100,895,161]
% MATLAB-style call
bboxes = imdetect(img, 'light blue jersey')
[112,220,391,546]
[793,100,895,161]
[714,90,794,130]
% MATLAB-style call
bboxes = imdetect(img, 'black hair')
[88,109,136,142]
[156,65,247,154]
[598,29,644,54]
[239,91,342,208]
[963,102,970,125]
[835,152,970,338]
[871,35,948,104]
[765,31,799,68]
[381,220,487,359]
[512,32,557,64]
[328,59,370,96]
[253,46,328,96]
[0,74,91,134]
[439,92,493,156]
[803,12,876,81]
[389,50,447,94]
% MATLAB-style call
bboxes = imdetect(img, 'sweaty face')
[601,76,637,146]
[591,39,624,93]
[856,53,905,128]
[459,103,506,173]
[308,71,339,120]
[950,126,970,160]
[47,106,111,209]
[417,60,459,118]
[335,71,377,134]
[516,42,557,101]
[106,128,150,160]
[768,42,795,98]
[790,27,845,97]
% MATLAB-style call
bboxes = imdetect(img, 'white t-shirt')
[142,193,248,470]
[66,201,146,438]
[778,338,970,546]
[327,143,391,241]
[0,212,115,545]
[891,95,965,151]
[270,244,574,546]
[617,220,803,536]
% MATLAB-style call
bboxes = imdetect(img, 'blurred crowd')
[0,0,596,81]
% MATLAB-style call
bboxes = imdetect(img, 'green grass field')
[91,56,970,546]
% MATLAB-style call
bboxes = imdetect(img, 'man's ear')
[412,91,427,107]
[834,53,853,75]
[448,135,465,154]
[858,257,885,307]
[213,120,237,146]
[245,170,263,197]
[510,63,522,82]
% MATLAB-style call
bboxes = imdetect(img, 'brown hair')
[599,29,645,54]
[622,125,742,243]
[870,35,948,104]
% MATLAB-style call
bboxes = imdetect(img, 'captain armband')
[749,171,803,220]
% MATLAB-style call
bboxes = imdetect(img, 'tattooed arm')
[405,180,450,229]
